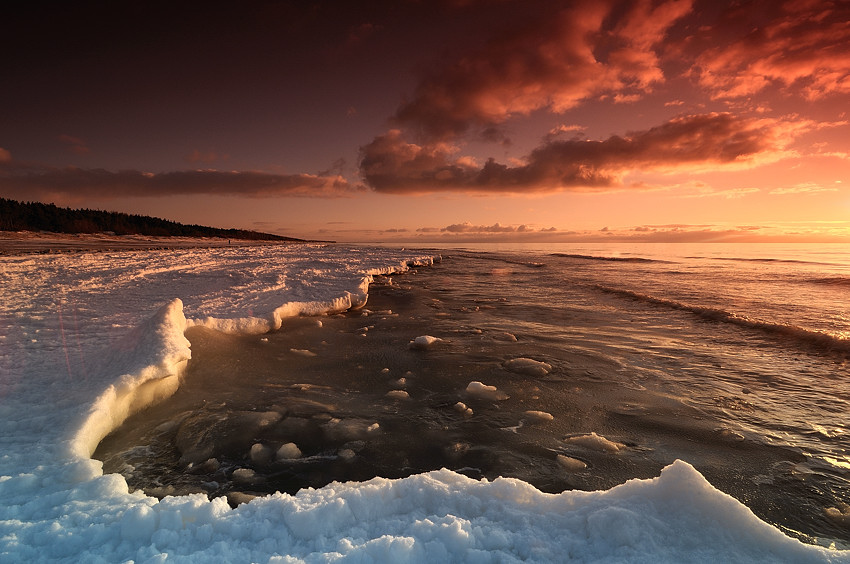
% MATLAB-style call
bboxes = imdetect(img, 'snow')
[0,243,848,562]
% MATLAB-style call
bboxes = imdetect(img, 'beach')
[0,231,307,255]
[1,241,849,562]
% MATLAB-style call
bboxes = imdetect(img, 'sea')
[92,242,850,549]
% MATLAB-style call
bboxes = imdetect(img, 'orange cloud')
[441,222,535,233]
[394,0,692,139]
[691,0,850,99]
[361,113,812,194]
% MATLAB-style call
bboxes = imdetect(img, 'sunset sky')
[2,0,849,242]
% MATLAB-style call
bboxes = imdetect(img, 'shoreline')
[0,231,330,256]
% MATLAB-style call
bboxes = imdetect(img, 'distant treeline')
[0,198,303,241]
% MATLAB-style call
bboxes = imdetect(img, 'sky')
[1,0,849,243]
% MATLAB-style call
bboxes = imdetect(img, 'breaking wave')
[594,285,850,355]
[808,276,850,288]
[700,257,838,267]
[551,253,670,264]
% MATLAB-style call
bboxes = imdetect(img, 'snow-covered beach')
[1,240,849,562]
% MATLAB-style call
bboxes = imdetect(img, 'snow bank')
[0,245,847,563]
[70,298,191,459]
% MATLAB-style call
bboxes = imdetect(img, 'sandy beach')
[0,231,304,256]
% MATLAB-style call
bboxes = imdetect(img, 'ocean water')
[93,243,850,548]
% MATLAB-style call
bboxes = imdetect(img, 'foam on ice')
[0,245,848,562]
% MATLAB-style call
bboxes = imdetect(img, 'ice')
[493,331,518,342]
[524,410,554,423]
[454,402,474,416]
[465,381,510,401]
[276,442,302,460]
[386,390,410,400]
[250,443,274,465]
[408,335,442,349]
[557,455,588,472]
[504,357,552,376]
[0,244,847,562]
[566,432,625,453]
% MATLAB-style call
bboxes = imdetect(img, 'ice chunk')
[408,335,442,349]
[524,410,554,423]
[276,442,302,460]
[465,381,509,401]
[825,503,850,526]
[385,390,410,400]
[290,348,317,357]
[565,432,624,453]
[493,332,518,342]
[556,455,588,472]
[504,358,552,376]
[454,402,474,416]
[231,468,258,484]
[249,443,273,465]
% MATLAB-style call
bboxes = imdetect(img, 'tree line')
[0,198,303,241]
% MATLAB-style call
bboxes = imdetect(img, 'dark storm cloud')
[0,161,362,201]
[361,113,809,194]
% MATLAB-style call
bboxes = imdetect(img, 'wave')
[594,285,850,355]
[808,276,850,288]
[454,252,547,268]
[551,253,670,264]
[696,257,838,267]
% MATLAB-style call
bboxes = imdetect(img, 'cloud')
[58,135,90,155]
[689,0,850,99]
[441,222,535,233]
[544,124,586,143]
[682,187,760,199]
[770,182,840,195]
[0,161,363,201]
[361,113,810,194]
[186,150,229,164]
[393,0,692,139]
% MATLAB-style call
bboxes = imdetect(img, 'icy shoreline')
[1,245,847,562]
